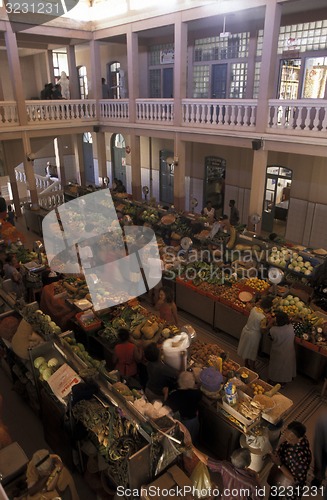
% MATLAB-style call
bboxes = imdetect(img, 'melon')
[34,356,46,369]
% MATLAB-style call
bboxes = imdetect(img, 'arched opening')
[111,133,126,188]
[262,165,293,235]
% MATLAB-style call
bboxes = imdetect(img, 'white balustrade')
[40,179,62,195]
[99,99,129,121]
[0,102,18,126]
[38,191,64,209]
[136,99,174,123]
[182,99,257,129]
[26,100,97,123]
[268,99,327,134]
[15,170,27,183]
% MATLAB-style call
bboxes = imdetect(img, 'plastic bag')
[190,461,212,498]
[155,436,180,476]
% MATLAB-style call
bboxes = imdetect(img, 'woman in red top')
[113,328,142,378]
[155,287,178,325]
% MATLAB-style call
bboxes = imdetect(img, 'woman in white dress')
[57,71,70,100]
[237,296,273,370]
[268,311,296,385]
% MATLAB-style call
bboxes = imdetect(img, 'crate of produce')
[248,379,273,397]
[236,367,259,385]
[222,359,240,378]
[76,311,102,333]
[287,252,320,277]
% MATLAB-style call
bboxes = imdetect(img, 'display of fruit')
[251,383,266,395]
[268,246,293,267]
[141,208,160,224]
[272,295,313,319]
[287,253,316,275]
[243,278,270,293]
[222,360,240,378]
[21,306,62,337]
[34,356,61,381]
[190,340,224,365]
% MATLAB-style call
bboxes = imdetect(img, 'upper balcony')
[1,98,327,140]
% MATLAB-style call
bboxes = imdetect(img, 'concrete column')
[245,29,258,100]
[130,134,141,200]
[95,131,107,185]
[5,24,28,125]
[47,50,54,81]
[89,40,101,110]
[256,0,282,131]
[174,15,187,126]
[3,146,22,217]
[67,45,79,99]
[72,134,85,186]
[127,29,139,123]
[173,134,186,211]
[248,149,268,232]
[22,133,39,210]
[54,137,67,187]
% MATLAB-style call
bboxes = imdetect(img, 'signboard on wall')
[160,49,174,64]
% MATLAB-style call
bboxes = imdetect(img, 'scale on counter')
[142,186,149,202]
[190,197,198,214]
[268,266,284,295]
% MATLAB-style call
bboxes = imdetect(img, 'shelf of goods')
[190,339,293,457]
[28,331,183,491]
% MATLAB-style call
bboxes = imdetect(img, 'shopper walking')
[229,199,240,226]
[268,312,296,386]
[237,296,273,370]
[166,371,202,443]
[7,205,15,226]
[144,343,178,402]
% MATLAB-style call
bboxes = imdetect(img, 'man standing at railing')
[45,162,58,178]
[102,77,109,99]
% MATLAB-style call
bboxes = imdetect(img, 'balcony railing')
[268,99,327,134]
[182,99,257,129]
[99,99,129,121]
[0,102,18,126]
[38,190,64,209]
[1,98,327,139]
[26,100,97,123]
[136,99,174,123]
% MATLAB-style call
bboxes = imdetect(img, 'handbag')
[267,464,295,488]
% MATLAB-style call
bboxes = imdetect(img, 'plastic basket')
[76,311,102,333]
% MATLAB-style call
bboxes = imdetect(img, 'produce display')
[242,278,270,293]
[21,305,62,337]
[268,246,293,267]
[140,208,160,224]
[100,304,179,345]
[63,336,107,373]
[288,252,317,276]
[72,398,145,487]
[34,355,60,381]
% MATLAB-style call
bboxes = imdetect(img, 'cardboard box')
[141,465,194,500]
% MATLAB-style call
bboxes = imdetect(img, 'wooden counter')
[214,301,248,340]
[176,280,215,325]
